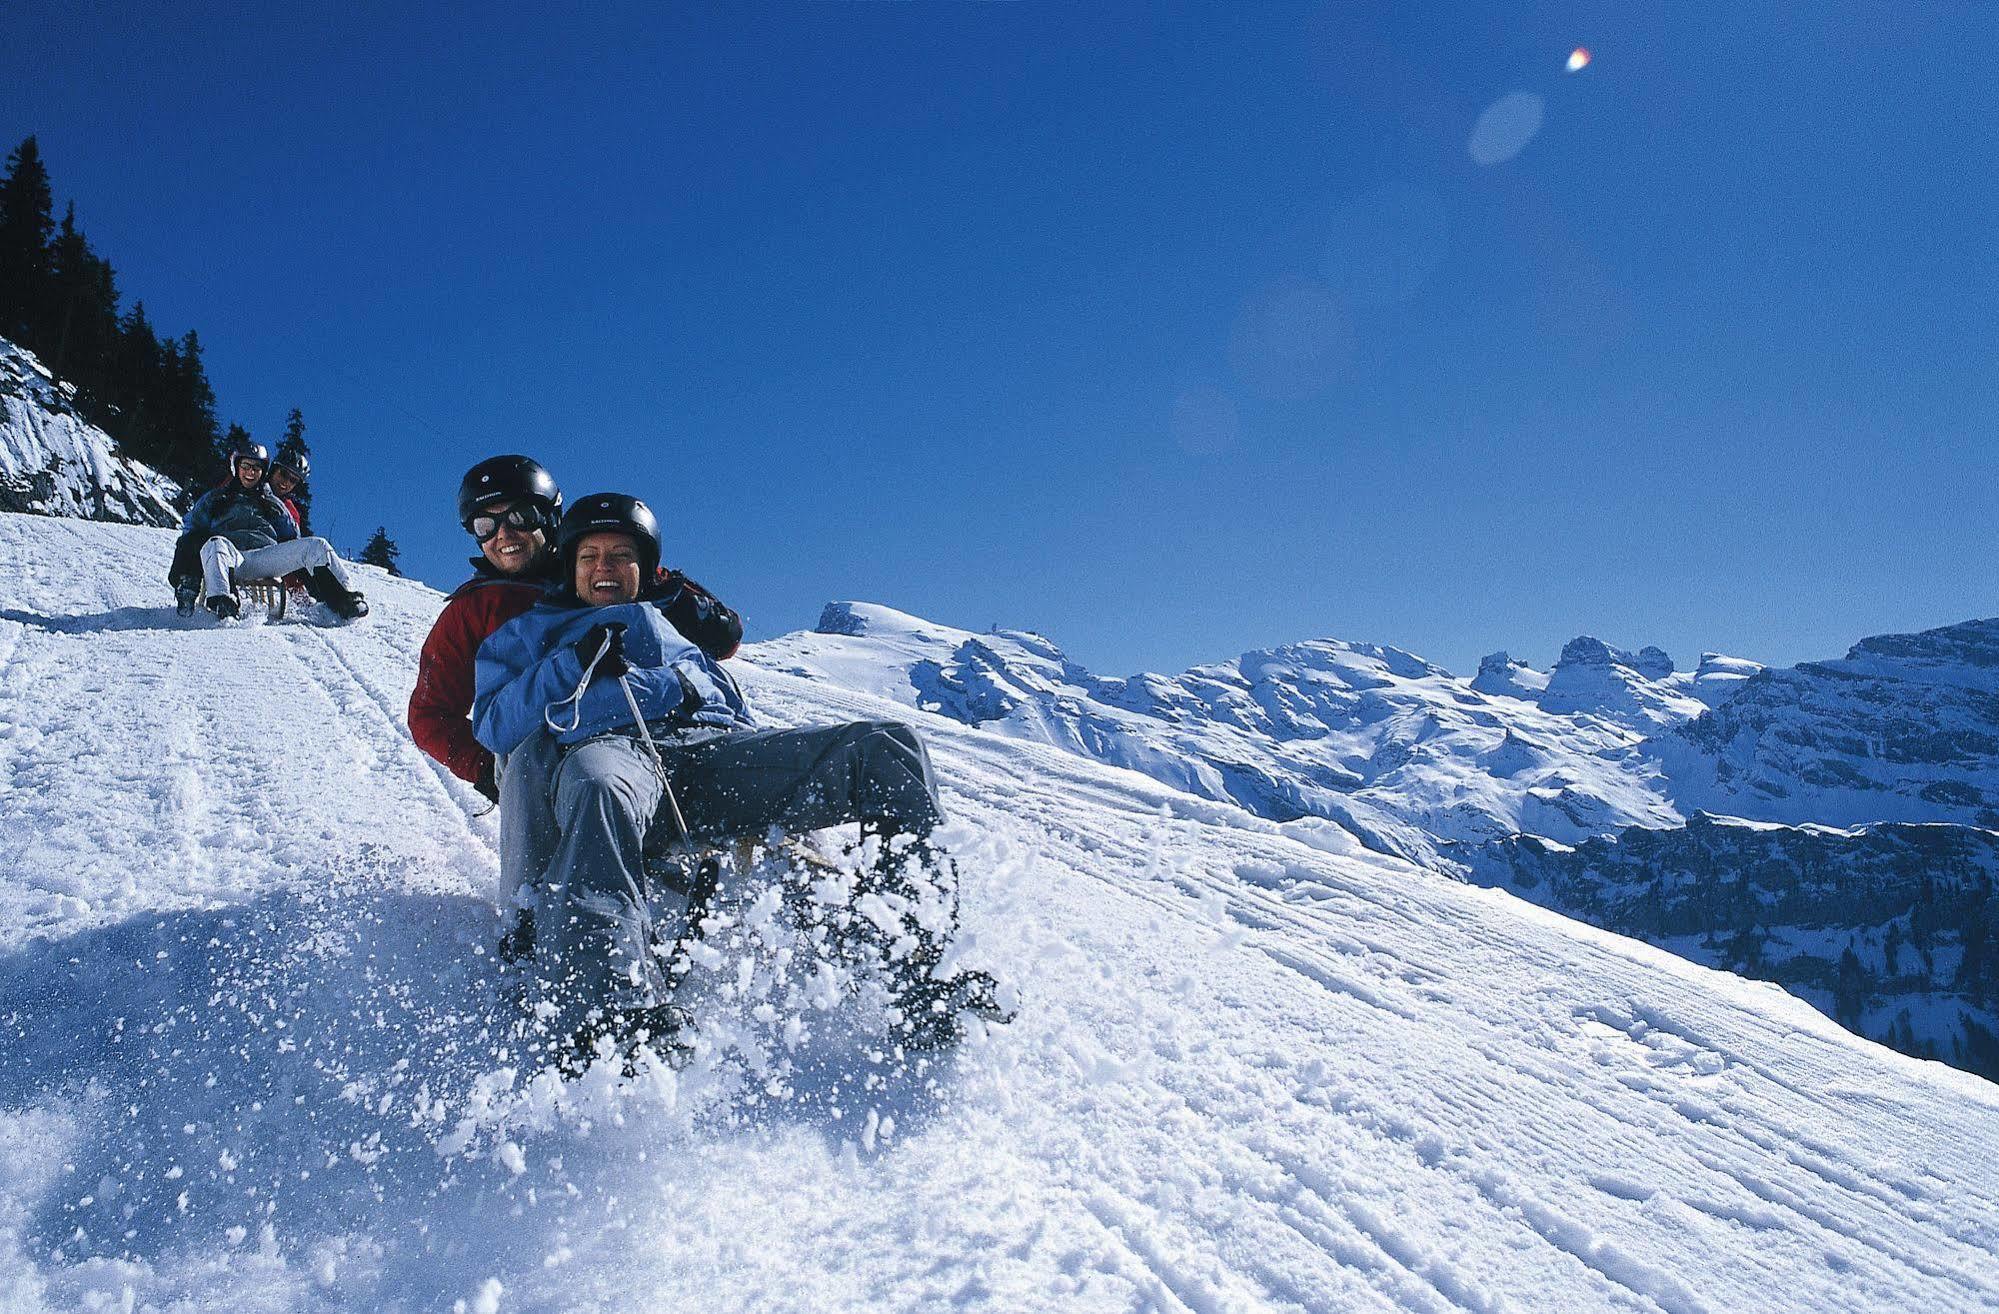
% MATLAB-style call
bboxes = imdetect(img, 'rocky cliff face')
[0,336,181,527]
[1471,813,1999,1081]
[1659,617,1999,830]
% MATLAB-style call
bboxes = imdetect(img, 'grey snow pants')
[503,719,943,1036]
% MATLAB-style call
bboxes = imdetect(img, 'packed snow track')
[1,514,1996,1313]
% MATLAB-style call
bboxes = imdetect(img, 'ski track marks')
[2,513,1998,1313]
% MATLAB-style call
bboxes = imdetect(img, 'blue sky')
[7,2,1995,677]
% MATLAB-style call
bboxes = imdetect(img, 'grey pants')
[199,535,355,598]
[512,719,943,1036]
[497,729,563,922]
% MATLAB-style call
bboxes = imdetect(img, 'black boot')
[303,567,368,621]
[558,1001,693,1078]
[206,593,240,621]
[897,969,1012,1050]
[497,908,535,963]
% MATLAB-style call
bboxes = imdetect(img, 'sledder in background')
[471,493,1010,1075]
[167,438,368,621]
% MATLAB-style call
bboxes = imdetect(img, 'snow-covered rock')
[1469,649,1548,699]
[4,509,1998,1311]
[1535,636,1710,732]
[0,335,181,526]
[1688,651,1765,707]
[1661,617,1999,829]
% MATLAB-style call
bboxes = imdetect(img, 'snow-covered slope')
[0,336,181,527]
[3,512,1997,1312]
[753,603,1694,868]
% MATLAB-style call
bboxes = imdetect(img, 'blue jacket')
[180,484,299,552]
[472,593,754,756]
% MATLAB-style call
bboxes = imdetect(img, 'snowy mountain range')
[1660,618,1999,829]
[0,336,181,527]
[2,510,1997,1312]
[752,603,1707,869]
[752,602,1999,1083]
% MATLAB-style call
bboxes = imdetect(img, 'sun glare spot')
[1567,47,1591,73]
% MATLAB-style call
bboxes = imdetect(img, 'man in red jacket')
[410,456,569,798]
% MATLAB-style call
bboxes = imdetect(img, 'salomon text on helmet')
[556,493,661,584]
[457,455,563,531]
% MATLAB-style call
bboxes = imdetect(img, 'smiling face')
[476,498,545,576]
[234,457,265,489]
[268,466,300,498]
[573,531,642,604]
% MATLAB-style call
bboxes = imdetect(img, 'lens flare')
[1567,47,1591,72]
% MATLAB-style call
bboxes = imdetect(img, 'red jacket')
[410,569,549,784]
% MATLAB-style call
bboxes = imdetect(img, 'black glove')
[575,622,628,677]
[474,753,500,804]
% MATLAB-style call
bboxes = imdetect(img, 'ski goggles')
[465,503,552,542]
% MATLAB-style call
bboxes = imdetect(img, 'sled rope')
[544,640,615,734]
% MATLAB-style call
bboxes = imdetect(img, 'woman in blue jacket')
[473,494,1007,1072]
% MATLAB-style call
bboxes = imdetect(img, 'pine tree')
[359,526,402,576]
[111,301,165,467]
[0,136,55,345]
[164,329,221,480]
[278,407,314,532]
[46,204,120,409]
[1833,944,1868,1028]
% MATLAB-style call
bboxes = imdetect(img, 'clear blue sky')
[7,2,1995,677]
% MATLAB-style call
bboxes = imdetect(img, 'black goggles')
[466,504,550,542]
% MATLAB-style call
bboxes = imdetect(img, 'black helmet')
[230,439,270,475]
[557,493,661,586]
[272,444,310,483]
[457,455,562,530]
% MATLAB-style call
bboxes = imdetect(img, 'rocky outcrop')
[0,336,181,527]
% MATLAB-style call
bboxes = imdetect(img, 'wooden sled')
[237,578,290,620]
[499,835,843,967]
[644,833,845,901]
[196,576,292,620]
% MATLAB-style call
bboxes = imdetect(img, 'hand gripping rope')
[543,625,694,848]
